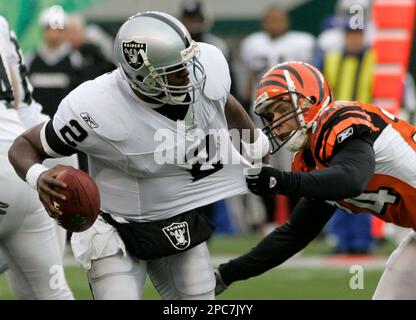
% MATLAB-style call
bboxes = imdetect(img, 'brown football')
[54,168,100,232]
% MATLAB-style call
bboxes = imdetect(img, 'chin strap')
[286,130,308,152]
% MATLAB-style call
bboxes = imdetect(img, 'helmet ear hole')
[309,96,317,104]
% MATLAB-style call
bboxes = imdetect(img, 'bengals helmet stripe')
[274,65,304,88]
[258,80,287,90]
[303,63,325,104]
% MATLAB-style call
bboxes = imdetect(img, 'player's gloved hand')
[245,165,282,197]
[214,268,228,296]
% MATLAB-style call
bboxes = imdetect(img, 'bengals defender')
[215,61,416,299]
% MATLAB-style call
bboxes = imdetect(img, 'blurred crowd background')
[1,0,415,256]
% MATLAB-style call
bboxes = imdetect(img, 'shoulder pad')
[197,42,230,101]
[65,74,132,141]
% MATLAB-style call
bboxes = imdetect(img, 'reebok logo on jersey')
[337,127,354,144]
[80,112,99,129]
[162,222,190,250]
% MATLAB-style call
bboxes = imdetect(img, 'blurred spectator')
[240,6,315,115]
[26,6,83,118]
[179,0,237,97]
[317,20,375,103]
[316,20,375,255]
[85,24,115,63]
[66,14,114,82]
[180,0,229,60]
[318,0,374,53]
[238,6,315,235]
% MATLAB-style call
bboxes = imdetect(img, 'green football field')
[0,234,394,300]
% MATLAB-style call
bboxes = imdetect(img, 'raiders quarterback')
[0,16,73,299]
[215,61,416,299]
[9,12,268,300]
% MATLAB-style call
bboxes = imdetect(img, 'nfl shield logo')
[122,41,146,70]
[162,222,191,250]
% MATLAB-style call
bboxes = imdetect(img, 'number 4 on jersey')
[332,188,400,216]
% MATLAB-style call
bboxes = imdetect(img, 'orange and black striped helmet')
[254,61,333,153]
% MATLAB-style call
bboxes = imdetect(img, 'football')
[54,168,100,232]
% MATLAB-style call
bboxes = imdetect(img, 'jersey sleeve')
[40,95,93,157]
[312,105,378,164]
[292,150,316,173]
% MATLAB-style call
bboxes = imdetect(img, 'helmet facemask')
[255,70,311,154]
[254,61,333,154]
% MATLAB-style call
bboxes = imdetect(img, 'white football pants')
[373,230,416,299]
[0,155,74,300]
[72,216,215,300]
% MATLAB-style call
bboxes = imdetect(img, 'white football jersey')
[0,16,48,152]
[41,43,250,222]
[0,16,26,152]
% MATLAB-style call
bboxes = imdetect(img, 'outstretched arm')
[246,137,375,199]
[218,198,335,287]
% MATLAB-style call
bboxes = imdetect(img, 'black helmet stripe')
[139,12,191,47]
[259,80,287,90]
[275,65,304,88]
[303,63,324,103]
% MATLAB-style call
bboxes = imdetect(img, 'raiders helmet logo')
[122,41,146,70]
[162,222,191,250]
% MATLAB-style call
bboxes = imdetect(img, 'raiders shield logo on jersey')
[162,222,191,250]
[122,41,146,70]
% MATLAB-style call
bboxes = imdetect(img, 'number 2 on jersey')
[59,119,88,147]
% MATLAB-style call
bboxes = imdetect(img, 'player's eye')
[262,112,274,122]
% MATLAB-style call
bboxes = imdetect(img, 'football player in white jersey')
[0,16,73,299]
[9,12,269,300]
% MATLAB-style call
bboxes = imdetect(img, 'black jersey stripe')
[323,114,371,162]
[45,120,77,156]
[366,111,388,141]
[318,113,370,163]
[331,124,374,157]
[314,107,371,163]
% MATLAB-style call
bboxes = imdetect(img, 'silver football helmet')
[114,11,206,105]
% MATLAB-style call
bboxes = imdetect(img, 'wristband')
[25,163,48,190]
